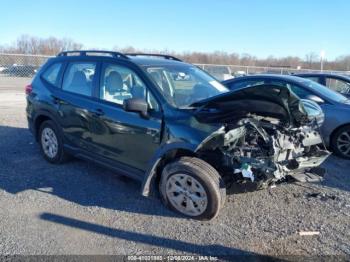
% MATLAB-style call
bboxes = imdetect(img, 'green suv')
[26,51,330,220]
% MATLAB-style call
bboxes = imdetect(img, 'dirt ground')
[0,87,349,258]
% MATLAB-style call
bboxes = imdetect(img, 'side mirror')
[123,98,149,118]
[306,95,324,104]
[299,99,325,126]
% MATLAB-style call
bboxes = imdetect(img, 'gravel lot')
[0,84,349,258]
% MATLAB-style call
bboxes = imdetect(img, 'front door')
[88,62,162,171]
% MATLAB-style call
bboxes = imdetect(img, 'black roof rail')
[125,53,182,62]
[57,50,129,59]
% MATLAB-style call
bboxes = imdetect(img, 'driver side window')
[100,64,159,111]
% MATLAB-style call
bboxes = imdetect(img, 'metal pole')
[320,51,325,72]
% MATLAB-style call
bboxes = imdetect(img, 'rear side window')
[62,62,96,96]
[326,77,350,94]
[42,63,62,86]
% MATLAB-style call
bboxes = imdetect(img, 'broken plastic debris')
[241,163,254,182]
[298,231,320,236]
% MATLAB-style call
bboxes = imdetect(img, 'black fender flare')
[140,142,197,197]
[32,109,62,139]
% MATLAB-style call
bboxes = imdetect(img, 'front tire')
[159,157,226,220]
[39,120,68,164]
[331,125,350,159]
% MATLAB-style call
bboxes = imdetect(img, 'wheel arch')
[141,143,197,197]
[330,123,350,150]
[33,110,60,141]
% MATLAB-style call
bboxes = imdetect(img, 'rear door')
[54,60,99,151]
[88,61,162,171]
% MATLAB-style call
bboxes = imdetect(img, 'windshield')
[298,78,348,103]
[144,64,229,107]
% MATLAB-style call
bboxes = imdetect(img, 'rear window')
[42,63,62,86]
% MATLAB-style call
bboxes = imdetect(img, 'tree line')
[1,35,349,71]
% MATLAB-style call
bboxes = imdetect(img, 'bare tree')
[304,52,319,69]
[3,35,350,71]
[0,35,83,55]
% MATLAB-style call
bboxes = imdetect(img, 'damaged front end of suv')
[192,84,330,188]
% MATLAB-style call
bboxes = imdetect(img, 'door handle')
[92,108,105,117]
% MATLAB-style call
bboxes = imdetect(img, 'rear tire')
[39,120,68,164]
[331,125,350,159]
[159,157,226,220]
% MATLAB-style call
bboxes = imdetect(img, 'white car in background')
[204,65,234,81]
[0,66,7,73]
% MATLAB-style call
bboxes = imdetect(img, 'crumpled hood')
[191,84,307,126]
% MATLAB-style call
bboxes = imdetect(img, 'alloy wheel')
[41,127,58,159]
[165,173,208,216]
[336,130,350,157]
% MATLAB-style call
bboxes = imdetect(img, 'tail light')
[25,84,33,95]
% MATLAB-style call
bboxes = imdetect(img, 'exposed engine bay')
[197,115,330,188]
[193,85,331,188]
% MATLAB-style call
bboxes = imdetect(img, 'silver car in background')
[223,74,350,159]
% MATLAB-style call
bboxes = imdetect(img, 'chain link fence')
[0,53,51,78]
[1,53,349,83]
[196,64,350,81]
[0,53,52,89]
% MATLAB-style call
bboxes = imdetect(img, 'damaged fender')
[141,141,197,197]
